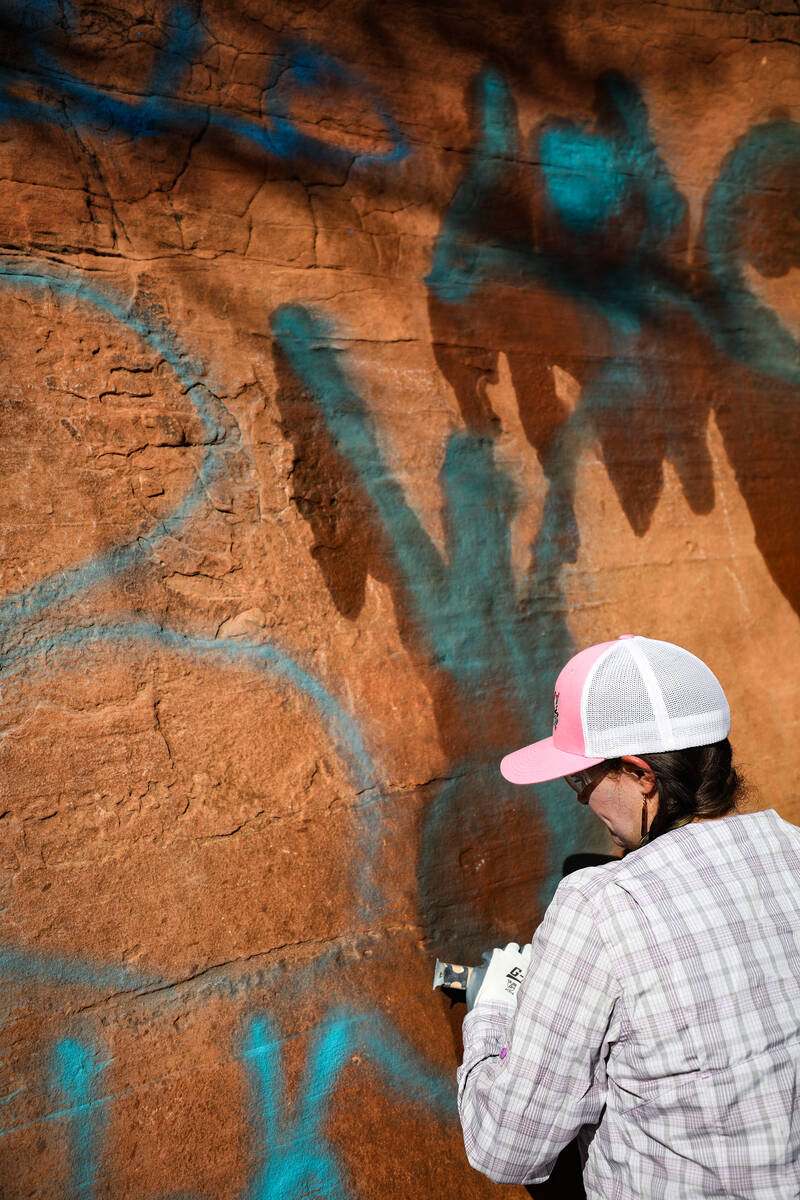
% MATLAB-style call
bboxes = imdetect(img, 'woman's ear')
[621,754,656,794]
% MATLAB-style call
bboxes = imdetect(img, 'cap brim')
[500,735,604,785]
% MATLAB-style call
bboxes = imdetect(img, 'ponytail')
[641,739,743,841]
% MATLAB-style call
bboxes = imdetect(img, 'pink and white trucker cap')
[500,635,731,785]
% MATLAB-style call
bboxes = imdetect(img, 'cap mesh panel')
[584,645,658,755]
[641,639,729,746]
[583,638,730,756]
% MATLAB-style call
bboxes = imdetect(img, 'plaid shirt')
[458,809,800,1198]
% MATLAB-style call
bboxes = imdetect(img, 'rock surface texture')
[1,1,799,1196]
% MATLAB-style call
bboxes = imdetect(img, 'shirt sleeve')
[457,877,623,1185]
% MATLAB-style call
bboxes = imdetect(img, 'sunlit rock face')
[1,1,798,1196]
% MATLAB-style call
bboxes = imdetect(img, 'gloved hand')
[466,942,532,1012]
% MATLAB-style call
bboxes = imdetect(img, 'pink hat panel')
[551,640,616,755]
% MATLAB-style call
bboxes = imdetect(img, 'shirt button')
[500,1047,507,1060]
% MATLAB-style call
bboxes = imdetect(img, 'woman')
[458,635,800,1198]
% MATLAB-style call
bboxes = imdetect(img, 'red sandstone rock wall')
[1,1,799,1196]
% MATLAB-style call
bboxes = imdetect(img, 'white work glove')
[466,941,532,1012]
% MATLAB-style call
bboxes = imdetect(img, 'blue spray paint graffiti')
[242,1008,453,1200]
[50,1038,108,1198]
[270,303,583,951]
[539,74,686,250]
[424,68,529,305]
[0,6,407,169]
[426,65,800,606]
[540,126,627,233]
[3,985,454,1200]
[704,119,800,386]
[263,38,407,168]
[427,65,800,381]
[0,945,156,998]
[271,304,571,708]
[427,68,688,326]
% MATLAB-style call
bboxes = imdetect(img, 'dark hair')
[608,738,744,842]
